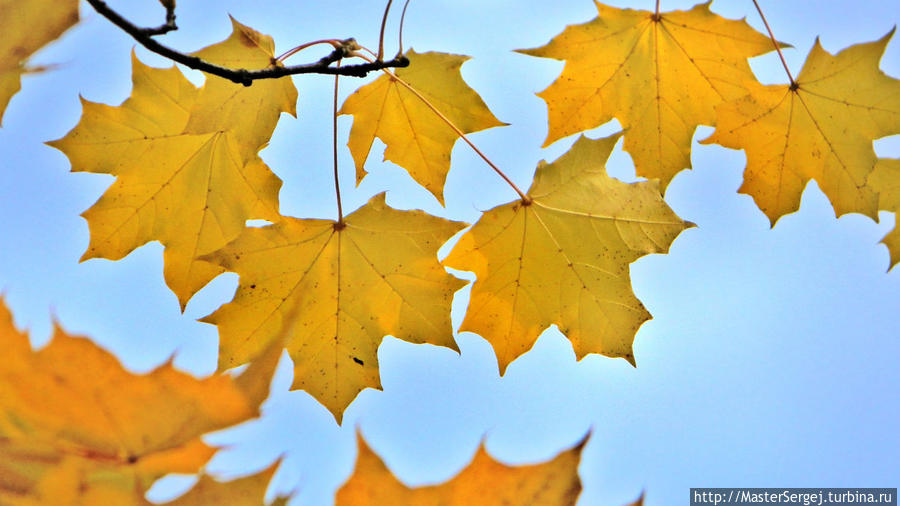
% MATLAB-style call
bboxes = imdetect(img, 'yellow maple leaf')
[339,49,505,204]
[517,2,774,190]
[161,461,281,506]
[444,133,691,373]
[703,32,900,225]
[867,158,900,268]
[335,433,586,505]
[185,17,298,162]
[201,194,466,422]
[0,0,79,124]
[0,298,279,505]
[49,18,297,309]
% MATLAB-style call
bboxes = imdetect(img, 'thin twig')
[751,0,796,86]
[398,0,413,55]
[333,63,345,226]
[86,0,409,86]
[377,0,395,61]
[276,39,343,63]
[140,1,177,36]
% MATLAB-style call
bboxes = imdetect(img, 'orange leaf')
[0,0,79,124]
[867,158,900,268]
[340,49,505,204]
[48,19,296,309]
[186,17,298,162]
[161,461,282,506]
[336,433,586,505]
[202,194,466,422]
[704,32,900,225]
[0,299,278,504]
[518,2,775,190]
[445,134,691,372]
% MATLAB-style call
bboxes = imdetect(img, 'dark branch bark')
[85,0,409,86]
[139,1,177,36]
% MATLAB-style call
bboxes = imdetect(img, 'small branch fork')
[140,0,177,36]
[85,0,409,86]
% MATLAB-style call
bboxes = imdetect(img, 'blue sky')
[1,0,898,504]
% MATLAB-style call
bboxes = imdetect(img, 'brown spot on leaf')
[238,29,262,48]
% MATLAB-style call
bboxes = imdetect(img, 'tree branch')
[85,0,409,86]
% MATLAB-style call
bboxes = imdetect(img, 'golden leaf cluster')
[1,0,898,504]
[0,298,280,505]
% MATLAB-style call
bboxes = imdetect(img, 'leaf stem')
[655,0,660,17]
[378,0,395,61]
[276,39,343,63]
[750,0,796,86]
[333,63,345,225]
[353,49,528,202]
[349,47,529,202]
[398,0,413,55]
[390,72,529,202]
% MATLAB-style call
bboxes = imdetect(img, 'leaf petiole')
[276,39,344,64]
[398,0,413,55]
[750,0,796,86]
[351,47,531,204]
[377,0,395,61]
[333,62,345,225]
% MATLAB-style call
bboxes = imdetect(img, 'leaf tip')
[512,46,539,57]
[540,132,559,149]
[573,428,592,452]
[496,356,512,377]
[78,247,98,263]
[811,36,826,55]
[226,13,249,33]
[873,26,898,52]
[627,491,647,506]
[332,406,346,426]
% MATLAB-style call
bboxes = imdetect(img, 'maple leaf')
[703,31,900,224]
[339,49,505,204]
[185,16,298,162]
[161,461,282,506]
[867,158,900,268]
[444,133,691,373]
[517,1,775,190]
[0,0,79,124]
[48,18,297,309]
[335,432,585,505]
[0,299,279,505]
[201,194,466,422]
